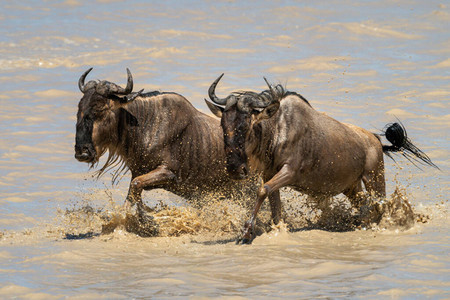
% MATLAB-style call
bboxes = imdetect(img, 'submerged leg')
[343,180,365,209]
[240,164,293,244]
[362,167,386,198]
[360,162,387,226]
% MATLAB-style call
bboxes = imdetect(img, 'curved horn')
[208,73,229,105]
[263,77,274,97]
[123,68,133,94]
[78,67,93,93]
[250,76,276,108]
[249,77,284,108]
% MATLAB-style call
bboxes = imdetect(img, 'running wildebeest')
[206,74,438,243]
[75,68,255,230]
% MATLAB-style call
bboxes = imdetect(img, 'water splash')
[359,186,416,231]
[55,184,421,241]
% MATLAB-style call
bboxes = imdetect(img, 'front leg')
[125,165,176,213]
[240,164,293,244]
[269,190,282,225]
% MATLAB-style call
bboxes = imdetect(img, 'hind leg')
[344,180,365,209]
[362,166,386,198]
[361,145,387,198]
[359,161,386,226]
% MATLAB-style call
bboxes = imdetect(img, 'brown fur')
[75,74,256,215]
[206,78,391,243]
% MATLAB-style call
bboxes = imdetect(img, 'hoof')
[236,237,253,245]
[236,231,254,244]
[237,220,255,244]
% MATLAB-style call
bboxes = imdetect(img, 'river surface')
[0,1,449,299]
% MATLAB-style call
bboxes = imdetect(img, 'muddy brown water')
[0,1,448,299]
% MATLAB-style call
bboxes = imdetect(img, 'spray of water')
[55,183,420,241]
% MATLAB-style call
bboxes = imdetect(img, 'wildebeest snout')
[227,162,248,180]
[74,144,96,163]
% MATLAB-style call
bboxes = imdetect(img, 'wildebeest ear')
[205,99,223,118]
[110,89,144,109]
[256,102,280,121]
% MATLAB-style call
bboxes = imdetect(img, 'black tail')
[382,122,439,170]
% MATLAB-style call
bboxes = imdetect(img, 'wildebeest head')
[205,74,283,179]
[75,68,143,165]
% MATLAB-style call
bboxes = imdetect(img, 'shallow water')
[0,1,449,299]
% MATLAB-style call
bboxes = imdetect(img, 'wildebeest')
[206,74,438,243]
[75,68,254,224]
